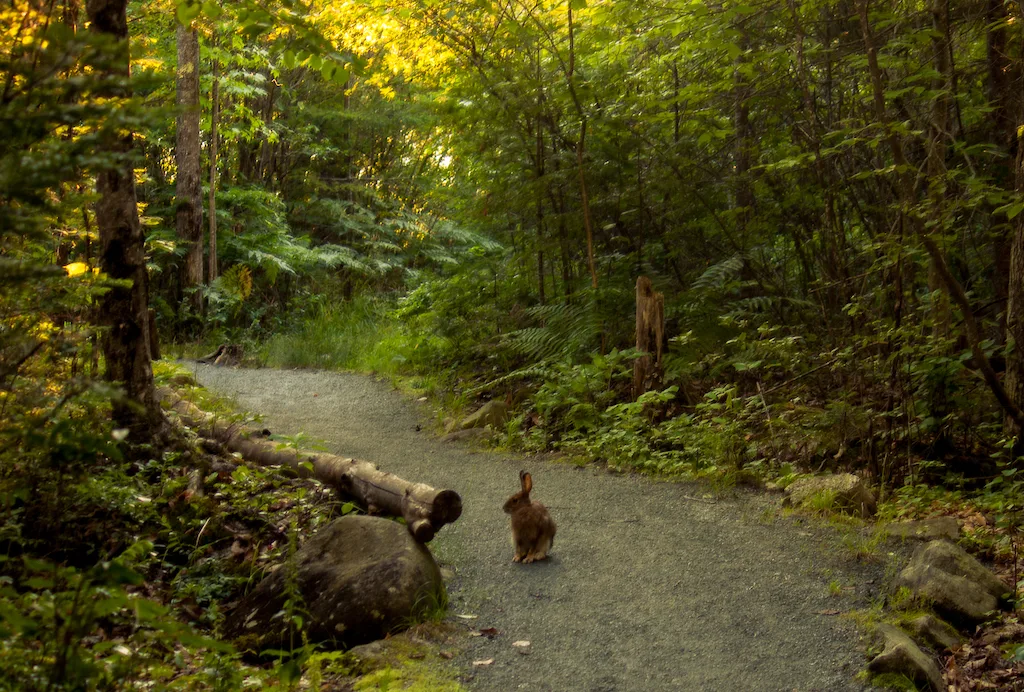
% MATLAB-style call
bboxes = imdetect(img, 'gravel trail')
[192,364,884,692]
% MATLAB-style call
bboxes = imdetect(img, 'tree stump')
[633,276,665,400]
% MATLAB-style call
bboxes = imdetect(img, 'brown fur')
[503,471,557,563]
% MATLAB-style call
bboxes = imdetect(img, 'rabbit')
[503,470,556,563]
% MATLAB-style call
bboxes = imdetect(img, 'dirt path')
[192,364,883,691]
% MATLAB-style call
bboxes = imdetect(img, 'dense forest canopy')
[3,0,1024,686]
[6,0,1024,502]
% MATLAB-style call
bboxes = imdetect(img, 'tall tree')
[86,0,164,434]
[1006,134,1024,441]
[208,34,220,284]
[176,20,203,311]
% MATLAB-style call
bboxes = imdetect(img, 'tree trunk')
[176,22,203,311]
[633,276,665,400]
[733,25,753,244]
[208,45,220,284]
[987,0,1013,338]
[1005,136,1024,441]
[565,6,598,291]
[925,0,952,339]
[86,0,164,434]
[160,389,462,542]
[535,45,546,305]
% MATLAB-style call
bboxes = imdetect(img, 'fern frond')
[691,254,745,292]
[503,301,602,362]
[467,362,557,396]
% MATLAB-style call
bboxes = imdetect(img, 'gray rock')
[914,541,1010,601]
[907,614,962,652]
[348,640,387,671]
[454,399,509,431]
[895,565,998,628]
[784,473,877,518]
[440,427,495,444]
[884,517,960,542]
[894,540,1010,628]
[867,623,945,692]
[225,515,444,651]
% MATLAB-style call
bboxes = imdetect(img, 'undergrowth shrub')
[0,543,232,692]
[260,294,453,375]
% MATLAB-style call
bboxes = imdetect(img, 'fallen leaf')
[814,609,842,616]
[455,614,478,620]
[478,627,500,638]
[512,640,530,648]
[439,651,453,660]
[472,659,494,667]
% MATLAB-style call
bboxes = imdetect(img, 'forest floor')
[192,364,891,691]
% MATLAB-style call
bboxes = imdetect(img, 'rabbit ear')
[520,471,533,494]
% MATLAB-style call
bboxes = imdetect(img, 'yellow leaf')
[65,262,89,277]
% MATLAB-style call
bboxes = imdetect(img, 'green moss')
[864,672,920,691]
[346,624,467,692]
[804,488,839,514]
[355,665,466,692]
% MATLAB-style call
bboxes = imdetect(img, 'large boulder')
[784,473,877,518]
[867,624,945,692]
[225,515,444,652]
[893,540,1011,628]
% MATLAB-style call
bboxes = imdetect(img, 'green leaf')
[278,659,302,684]
[176,2,202,24]
[320,62,335,81]
[177,630,234,651]
[283,50,296,70]
[96,561,143,586]
[22,556,54,573]
[1003,201,1024,221]
[201,1,222,19]
[332,67,350,85]
[569,0,587,8]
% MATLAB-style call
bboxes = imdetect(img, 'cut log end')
[408,519,436,543]
[430,489,463,525]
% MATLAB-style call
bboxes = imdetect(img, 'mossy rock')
[784,473,877,518]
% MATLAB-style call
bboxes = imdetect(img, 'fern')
[691,254,745,293]
[430,220,502,251]
[468,362,558,395]
[503,301,602,362]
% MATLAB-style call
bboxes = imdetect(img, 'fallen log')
[196,344,243,366]
[159,387,462,542]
